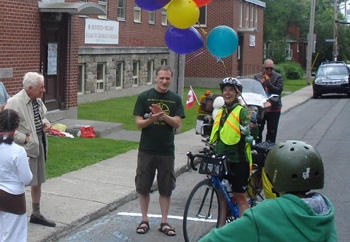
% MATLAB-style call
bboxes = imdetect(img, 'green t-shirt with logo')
[133,88,185,155]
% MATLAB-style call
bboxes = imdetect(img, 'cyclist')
[209,77,254,222]
[199,140,337,242]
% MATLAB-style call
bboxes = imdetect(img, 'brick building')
[0,0,265,121]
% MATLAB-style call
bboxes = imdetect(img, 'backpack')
[200,94,215,113]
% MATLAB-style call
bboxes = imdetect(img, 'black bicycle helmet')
[219,77,242,93]
[264,140,324,193]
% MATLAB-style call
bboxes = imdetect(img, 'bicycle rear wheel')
[247,169,265,206]
[183,179,221,242]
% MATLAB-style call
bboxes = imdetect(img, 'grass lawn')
[78,78,308,132]
[46,137,139,179]
[47,78,308,178]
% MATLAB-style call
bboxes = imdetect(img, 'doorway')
[40,13,68,111]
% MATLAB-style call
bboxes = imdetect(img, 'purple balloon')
[165,26,204,54]
[135,0,171,11]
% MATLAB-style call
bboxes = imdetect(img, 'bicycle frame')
[211,176,239,219]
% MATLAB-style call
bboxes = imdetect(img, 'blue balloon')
[135,0,171,11]
[165,26,203,54]
[207,25,238,58]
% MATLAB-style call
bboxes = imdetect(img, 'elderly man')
[5,72,55,227]
[254,59,283,143]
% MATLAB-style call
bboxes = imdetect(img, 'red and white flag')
[185,86,198,109]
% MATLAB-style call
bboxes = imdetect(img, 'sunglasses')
[265,67,274,70]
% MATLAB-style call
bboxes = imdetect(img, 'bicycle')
[183,147,267,242]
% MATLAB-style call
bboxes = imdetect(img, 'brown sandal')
[159,222,176,236]
[136,221,149,234]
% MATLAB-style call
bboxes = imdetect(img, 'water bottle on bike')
[221,179,233,198]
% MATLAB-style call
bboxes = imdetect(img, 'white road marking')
[117,212,217,223]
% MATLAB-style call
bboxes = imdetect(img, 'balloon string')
[185,51,205,64]
[196,21,207,36]
[218,58,231,77]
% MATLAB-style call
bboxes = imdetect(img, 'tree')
[262,0,350,66]
[262,0,309,63]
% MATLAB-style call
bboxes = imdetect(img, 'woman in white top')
[0,109,33,242]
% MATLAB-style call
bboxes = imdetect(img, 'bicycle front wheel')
[183,179,221,242]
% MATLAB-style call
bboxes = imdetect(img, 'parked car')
[312,61,350,98]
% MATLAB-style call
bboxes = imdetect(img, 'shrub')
[273,64,286,80]
[279,61,304,80]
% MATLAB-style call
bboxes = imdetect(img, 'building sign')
[47,43,57,75]
[249,35,255,47]
[85,19,119,44]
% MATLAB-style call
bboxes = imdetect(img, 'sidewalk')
[26,85,313,242]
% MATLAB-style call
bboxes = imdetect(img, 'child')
[0,109,33,242]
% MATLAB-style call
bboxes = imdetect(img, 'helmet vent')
[291,174,298,180]
[290,147,295,151]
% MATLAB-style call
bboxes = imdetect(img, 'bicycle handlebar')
[186,149,229,173]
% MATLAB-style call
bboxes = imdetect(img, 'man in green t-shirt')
[133,65,185,237]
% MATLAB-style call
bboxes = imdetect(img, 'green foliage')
[278,62,304,79]
[263,0,350,66]
[262,0,309,43]
[264,40,289,64]
[273,64,286,80]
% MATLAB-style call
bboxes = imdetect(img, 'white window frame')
[161,8,167,26]
[97,63,106,92]
[132,61,140,86]
[98,0,108,19]
[149,11,155,24]
[245,3,249,28]
[147,60,154,84]
[117,0,126,21]
[78,64,85,95]
[194,6,207,27]
[161,59,168,66]
[285,44,292,60]
[254,5,258,29]
[134,6,142,23]
[239,1,243,28]
[249,4,254,28]
[116,62,124,89]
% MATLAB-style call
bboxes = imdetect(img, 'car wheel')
[313,90,320,99]
[347,92,350,98]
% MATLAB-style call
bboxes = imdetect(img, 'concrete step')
[53,119,124,138]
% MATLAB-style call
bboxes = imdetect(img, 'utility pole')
[306,0,316,85]
[334,0,338,61]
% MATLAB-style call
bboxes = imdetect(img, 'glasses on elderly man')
[265,67,274,70]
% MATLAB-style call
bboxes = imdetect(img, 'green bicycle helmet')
[264,140,324,193]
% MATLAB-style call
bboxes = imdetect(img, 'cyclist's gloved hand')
[250,112,257,123]
[240,125,250,136]
[245,135,254,144]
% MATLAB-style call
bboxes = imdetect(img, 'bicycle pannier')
[198,156,225,177]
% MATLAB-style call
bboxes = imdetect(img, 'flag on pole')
[185,86,199,109]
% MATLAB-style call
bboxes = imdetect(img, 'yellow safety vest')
[210,105,242,145]
[210,105,253,172]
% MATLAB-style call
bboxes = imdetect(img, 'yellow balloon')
[167,0,199,29]
[163,0,173,9]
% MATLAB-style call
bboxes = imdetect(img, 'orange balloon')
[167,0,199,29]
